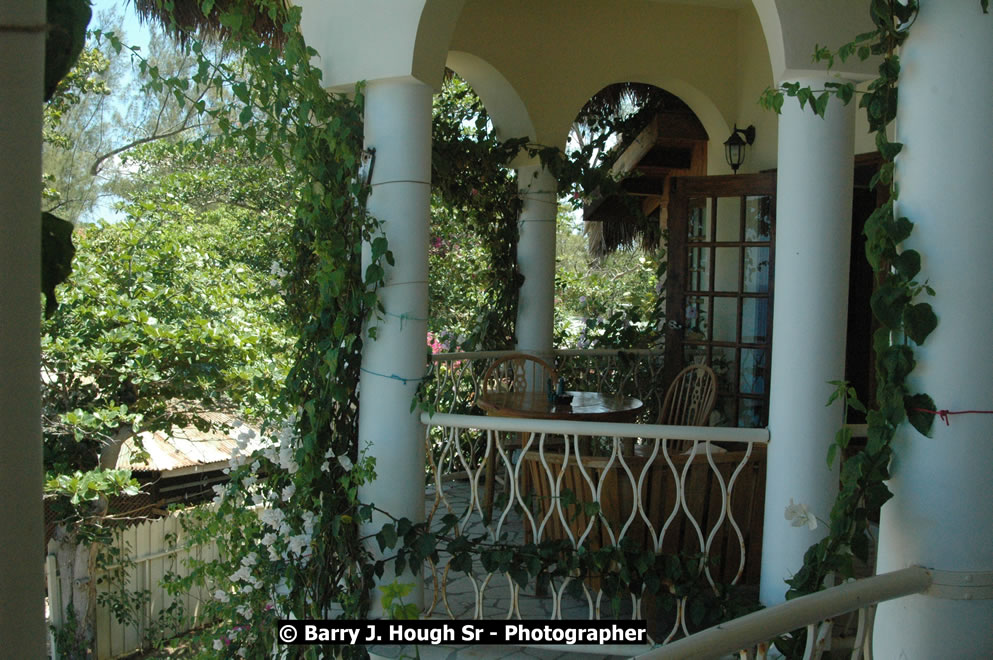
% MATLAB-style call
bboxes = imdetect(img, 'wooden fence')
[47,512,218,659]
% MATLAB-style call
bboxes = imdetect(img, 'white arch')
[559,75,733,175]
[445,51,536,143]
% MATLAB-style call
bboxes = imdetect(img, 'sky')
[79,1,151,223]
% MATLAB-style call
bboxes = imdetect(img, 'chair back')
[481,353,557,395]
[658,364,717,426]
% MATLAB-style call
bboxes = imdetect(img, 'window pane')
[712,346,738,394]
[738,399,767,428]
[740,348,768,395]
[688,199,711,241]
[683,343,708,367]
[745,195,772,241]
[743,246,770,293]
[714,247,740,292]
[685,295,709,339]
[716,196,740,242]
[688,246,710,292]
[713,297,738,342]
[741,298,768,343]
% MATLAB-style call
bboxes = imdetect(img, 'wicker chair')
[479,353,557,518]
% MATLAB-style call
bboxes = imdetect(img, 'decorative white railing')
[420,412,768,645]
[635,566,932,659]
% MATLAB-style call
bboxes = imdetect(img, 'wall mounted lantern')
[724,124,755,173]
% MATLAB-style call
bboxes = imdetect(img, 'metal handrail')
[633,566,932,659]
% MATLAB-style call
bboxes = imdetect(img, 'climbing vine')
[90,2,394,656]
[759,0,987,652]
[429,75,527,351]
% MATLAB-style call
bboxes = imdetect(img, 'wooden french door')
[664,173,777,428]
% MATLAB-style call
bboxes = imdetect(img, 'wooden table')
[475,390,644,516]
[476,390,644,422]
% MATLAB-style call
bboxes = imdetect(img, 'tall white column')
[874,1,993,655]
[0,1,46,656]
[759,80,855,605]
[357,77,432,608]
[515,164,557,354]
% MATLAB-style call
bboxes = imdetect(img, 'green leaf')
[905,393,936,437]
[813,92,830,117]
[875,133,903,161]
[878,345,915,383]
[903,302,938,345]
[892,250,921,280]
[870,282,910,329]
[376,524,397,551]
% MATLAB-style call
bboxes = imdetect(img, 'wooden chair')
[481,352,557,397]
[479,353,556,518]
[658,364,717,427]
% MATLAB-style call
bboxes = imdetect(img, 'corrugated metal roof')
[116,412,263,472]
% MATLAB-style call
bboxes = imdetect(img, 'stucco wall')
[449,0,745,151]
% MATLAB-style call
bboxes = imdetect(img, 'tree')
[42,137,293,656]
[43,9,226,226]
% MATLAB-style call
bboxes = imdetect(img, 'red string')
[911,408,993,426]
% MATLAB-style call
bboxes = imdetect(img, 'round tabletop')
[476,390,644,423]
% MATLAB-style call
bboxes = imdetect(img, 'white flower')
[281,483,296,502]
[338,454,353,471]
[213,639,224,651]
[241,552,258,567]
[214,589,229,603]
[784,498,818,530]
[288,534,310,556]
[229,565,252,583]
[278,443,299,474]
[260,507,285,531]
[275,578,291,597]
[261,532,277,547]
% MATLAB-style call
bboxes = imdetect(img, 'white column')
[874,1,993,655]
[515,164,557,354]
[357,77,432,609]
[759,80,855,605]
[0,1,46,656]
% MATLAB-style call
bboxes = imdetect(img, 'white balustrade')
[420,411,768,644]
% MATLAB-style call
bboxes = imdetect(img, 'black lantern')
[724,124,755,173]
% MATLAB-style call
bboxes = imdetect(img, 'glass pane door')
[665,174,776,427]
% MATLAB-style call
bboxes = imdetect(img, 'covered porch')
[293,0,993,656]
[3,0,992,657]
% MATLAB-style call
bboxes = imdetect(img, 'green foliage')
[376,513,756,632]
[429,75,524,350]
[86,2,397,656]
[380,581,420,621]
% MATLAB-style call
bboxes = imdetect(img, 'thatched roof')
[578,85,708,257]
[131,0,290,48]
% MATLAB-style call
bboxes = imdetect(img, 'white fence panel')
[48,510,219,660]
